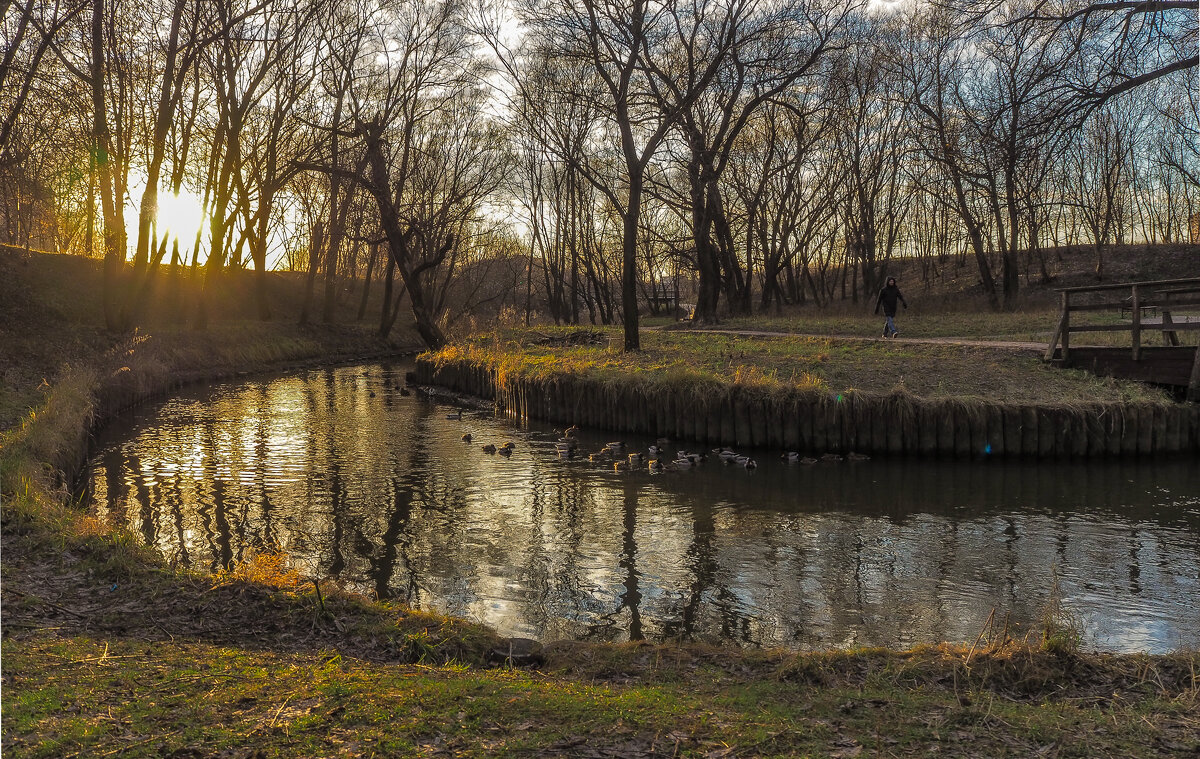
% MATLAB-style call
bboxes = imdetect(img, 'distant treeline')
[1,0,1196,346]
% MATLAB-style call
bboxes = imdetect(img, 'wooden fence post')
[1131,284,1142,361]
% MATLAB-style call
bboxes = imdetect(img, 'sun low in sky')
[122,178,208,260]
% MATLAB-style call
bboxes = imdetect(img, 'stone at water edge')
[489,637,545,666]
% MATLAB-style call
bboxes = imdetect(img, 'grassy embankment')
[647,242,1200,347]
[434,325,1171,408]
[3,250,1199,757]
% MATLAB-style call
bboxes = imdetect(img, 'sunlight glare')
[157,189,206,244]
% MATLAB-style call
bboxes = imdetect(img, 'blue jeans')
[884,315,897,335]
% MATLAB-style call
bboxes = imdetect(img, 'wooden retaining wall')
[414,357,1200,457]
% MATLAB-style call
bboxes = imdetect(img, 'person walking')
[874,276,907,338]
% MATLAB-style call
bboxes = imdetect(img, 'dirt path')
[670,326,1048,354]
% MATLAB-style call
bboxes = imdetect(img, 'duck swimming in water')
[462,433,473,443]
[482,444,497,454]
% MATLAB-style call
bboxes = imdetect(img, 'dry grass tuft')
[216,549,306,590]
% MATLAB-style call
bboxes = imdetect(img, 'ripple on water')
[82,362,1200,653]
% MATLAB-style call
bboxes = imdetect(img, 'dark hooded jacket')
[874,283,907,317]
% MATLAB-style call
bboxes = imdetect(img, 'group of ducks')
[459,432,517,456]
[364,373,412,398]
[556,433,764,474]
[781,451,871,464]
[449,409,871,472]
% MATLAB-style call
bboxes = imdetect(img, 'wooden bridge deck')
[1045,278,1200,401]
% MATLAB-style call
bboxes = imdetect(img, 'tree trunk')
[92,0,125,331]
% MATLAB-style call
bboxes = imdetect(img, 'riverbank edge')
[414,354,1200,458]
[1,324,510,656]
[4,326,1200,757]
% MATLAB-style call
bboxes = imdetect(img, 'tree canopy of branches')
[1,0,1196,347]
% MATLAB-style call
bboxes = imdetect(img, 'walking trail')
[669,326,1048,354]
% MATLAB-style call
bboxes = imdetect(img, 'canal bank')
[414,350,1200,458]
[4,326,1200,756]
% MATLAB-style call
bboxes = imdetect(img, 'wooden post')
[1162,308,1180,346]
[1188,345,1200,403]
[1131,284,1142,361]
[1046,291,1070,361]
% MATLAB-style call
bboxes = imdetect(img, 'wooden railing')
[1045,277,1200,400]
[1045,278,1200,360]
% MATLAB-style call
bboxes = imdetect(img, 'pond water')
[83,362,1200,653]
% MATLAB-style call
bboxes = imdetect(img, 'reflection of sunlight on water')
[83,362,1200,654]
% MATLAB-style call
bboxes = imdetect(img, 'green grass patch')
[4,634,1197,758]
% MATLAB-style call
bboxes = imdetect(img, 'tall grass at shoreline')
[431,325,1174,408]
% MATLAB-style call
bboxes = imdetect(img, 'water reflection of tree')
[585,481,645,642]
[252,382,278,552]
[364,397,438,603]
[658,498,750,644]
[81,368,1200,652]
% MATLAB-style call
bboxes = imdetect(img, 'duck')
[446,410,463,421]
[742,458,758,470]
[800,456,819,465]
[461,433,473,443]
[564,425,580,438]
[672,457,697,468]
[628,452,646,465]
[501,441,516,451]
[847,452,871,462]
[605,441,625,453]
[733,455,752,467]
[399,387,412,396]
[612,460,630,472]
[648,459,664,473]
[781,451,802,462]
[368,390,376,397]
[498,446,513,457]
[648,445,663,457]
[820,453,843,462]
[482,444,497,454]
[717,449,740,463]
[676,451,704,464]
